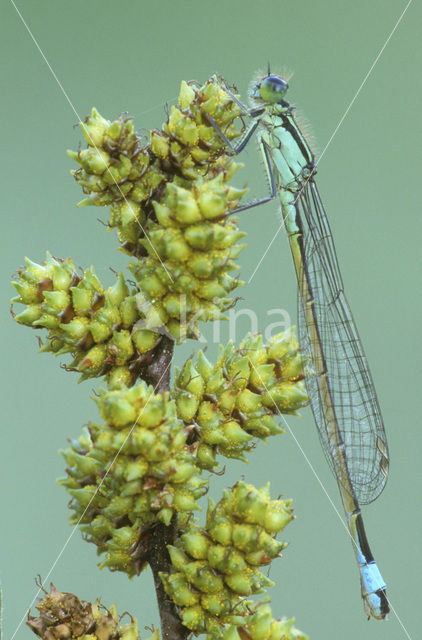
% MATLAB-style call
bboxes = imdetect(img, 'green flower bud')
[183,223,216,250]
[168,546,190,570]
[223,421,253,445]
[152,201,175,228]
[197,188,226,220]
[132,328,161,354]
[222,625,243,640]
[173,488,201,512]
[157,507,174,526]
[97,392,137,427]
[235,389,262,413]
[60,449,103,477]
[196,280,227,300]
[120,295,138,328]
[107,273,129,307]
[60,316,91,341]
[106,366,133,389]
[81,514,113,540]
[226,355,250,388]
[249,363,276,390]
[78,344,108,378]
[200,591,232,616]
[270,617,308,640]
[71,286,95,316]
[67,485,102,508]
[51,261,76,291]
[178,80,196,109]
[89,319,113,343]
[161,573,200,607]
[196,443,217,469]
[181,605,206,632]
[11,280,41,305]
[100,550,133,572]
[207,520,232,547]
[207,544,246,575]
[204,368,225,394]
[177,360,205,397]
[267,328,298,361]
[196,401,223,429]
[107,525,139,551]
[151,131,170,158]
[195,351,214,381]
[109,330,135,364]
[168,184,202,225]
[123,458,149,482]
[244,550,273,566]
[14,304,43,325]
[80,107,110,146]
[244,605,273,640]
[181,529,210,560]
[175,389,200,423]
[184,561,224,594]
[264,502,294,534]
[262,381,308,412]
[224,569,256,596]
[231,523,260,553]
[75,148,111,175]
[103,496,133,519]
[95,299,121,327]
[22,257,49,280]
[42,290,70,314]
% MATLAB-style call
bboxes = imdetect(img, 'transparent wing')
[296,181,389,504]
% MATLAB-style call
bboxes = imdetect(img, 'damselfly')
[210,69,390,619]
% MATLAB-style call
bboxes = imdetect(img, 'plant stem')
[134,333,175,393]
[148,516,189,640]
[146,335,175,394]
[143,335,189,640]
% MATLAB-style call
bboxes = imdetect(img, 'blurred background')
[1,1,420,638]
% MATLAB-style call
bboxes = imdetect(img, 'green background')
[1,1,420,639]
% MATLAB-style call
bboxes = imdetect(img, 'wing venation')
[296,182,389,504]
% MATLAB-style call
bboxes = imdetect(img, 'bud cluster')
[15,73,309,640]
[27,583,146,640]
[217,602,308,640]
[129,175,247,341]
[160,482,293,636]
[11,253,163,384]
[68,109,165,233]
[151,78,243,181]
[59,383,206,577]
[174,330,309,469]
[68,77,244,250]
[14,77,248,361]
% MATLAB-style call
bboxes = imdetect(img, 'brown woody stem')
[148,516,189,640]
[143,335,189,640]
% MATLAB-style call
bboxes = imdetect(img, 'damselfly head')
[250,70,290,104]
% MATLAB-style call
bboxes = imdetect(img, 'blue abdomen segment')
[360,561,387,594]
[352,512,389,618]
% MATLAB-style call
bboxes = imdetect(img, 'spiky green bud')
[216,602,308,640]
[173,331,308,468]
[161,482,294,635]
[129,175,246,342]
[59,382,206,577]
[68,76,245,258]
[11,255,165,385]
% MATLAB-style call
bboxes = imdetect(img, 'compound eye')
[260,75,288,103]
